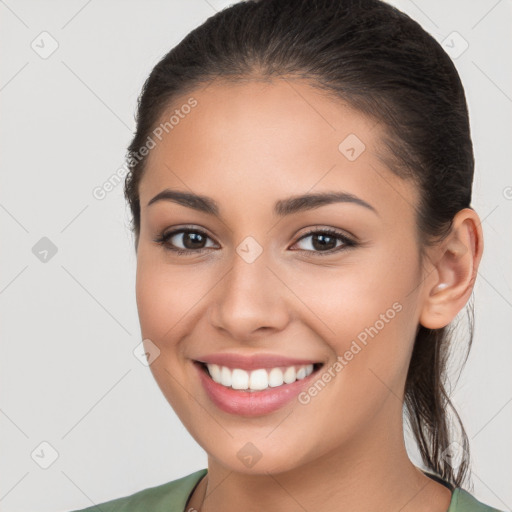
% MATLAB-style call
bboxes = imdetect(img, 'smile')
[194,359,324,416]
[204,363,317,391]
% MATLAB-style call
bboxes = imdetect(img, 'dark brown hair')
[124,0,475,489]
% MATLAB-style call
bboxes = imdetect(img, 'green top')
[69,468,505,512]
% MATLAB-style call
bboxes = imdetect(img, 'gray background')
[0,1,511,511]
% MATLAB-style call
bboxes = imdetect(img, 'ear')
[419,208,484,329]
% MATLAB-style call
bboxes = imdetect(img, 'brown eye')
[292,229,357,256]
[154,228,218,255]
[174,231,208,249]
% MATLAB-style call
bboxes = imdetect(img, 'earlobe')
[419,208,484,330]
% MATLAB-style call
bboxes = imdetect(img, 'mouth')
[192,352,327,416]
[195,361,325,392]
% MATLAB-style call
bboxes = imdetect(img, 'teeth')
[220,365,232,387]
[296,366,307,380]
[283,366,296,384]
[209,363,221,383]
[268,367,284,387]
[249,369,268,390]
[231,368,249,390]
[205,363,315,391]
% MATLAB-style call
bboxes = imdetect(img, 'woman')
[71,0,504,510]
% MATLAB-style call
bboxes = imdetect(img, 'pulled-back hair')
[124,0,475,488]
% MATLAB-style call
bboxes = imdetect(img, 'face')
[135,78,428,474]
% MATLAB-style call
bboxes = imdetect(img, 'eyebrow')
[146,189,378,217]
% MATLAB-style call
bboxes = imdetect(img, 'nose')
[208,250,291,341]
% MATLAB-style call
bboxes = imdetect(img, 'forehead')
[139,78,418,220]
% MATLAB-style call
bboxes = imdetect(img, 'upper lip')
[194,353,323,371]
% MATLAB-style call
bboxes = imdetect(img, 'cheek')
[288,246,419,341]
[134,251,211,424]
[285,244,420,392]
[284,267,419,451]
[135,250,212,343]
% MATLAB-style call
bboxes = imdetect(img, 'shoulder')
[449,488,506,512]
[67,468,207,512]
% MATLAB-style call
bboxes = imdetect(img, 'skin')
[134,77,483,512]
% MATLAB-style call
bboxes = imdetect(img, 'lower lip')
[195,362,321,417]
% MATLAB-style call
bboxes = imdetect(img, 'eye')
[153,226,357,257]
[291,228,357,256]
[153,227,218,256]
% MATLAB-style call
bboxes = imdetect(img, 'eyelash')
[153,226,357,257]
